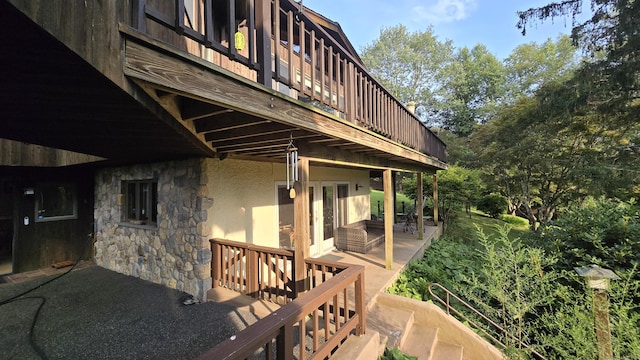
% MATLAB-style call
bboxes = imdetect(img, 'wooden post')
[392,171,397,224]
[132,0,147,32]
[433,173,438,227]
[293,157,310,296]
[594,290,614,360]
[417,172,424,240]
[211,240,220,288]
[355,271,366,335]
[383,169,394,270]
[256,0,272,87]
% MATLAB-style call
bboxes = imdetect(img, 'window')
[123,180,158,226]
[35,183,77,222]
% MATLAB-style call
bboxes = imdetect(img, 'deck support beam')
[433,173,439,226]
[383,169,394,270]
[417,172,424,240]
[293,156,310,296]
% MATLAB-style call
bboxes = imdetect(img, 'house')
[1,0,447,357]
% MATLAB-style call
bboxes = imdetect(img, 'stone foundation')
[94,158,212,300]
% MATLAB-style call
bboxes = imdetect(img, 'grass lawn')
[369,189,415,218]
[452,209,530,242]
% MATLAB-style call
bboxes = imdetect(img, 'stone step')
[432,341,464,360]
[367,302,415,349]
[330,330,382,360]
[400,323,438,359]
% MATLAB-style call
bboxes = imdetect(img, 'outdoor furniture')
[336,220,385,253]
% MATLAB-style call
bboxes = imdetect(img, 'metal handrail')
[428,282,546,360]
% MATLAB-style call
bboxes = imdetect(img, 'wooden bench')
[336,220,385,253]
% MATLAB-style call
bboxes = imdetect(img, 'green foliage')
[518,1,640,112]
[401,166,483,229]
[533,198,640,277]
[437,45,506,135]
[477,194,509,218]
[378,348,417,360]
[388,231,479,300]
[514,2,640,202]
[503,35,579,101]
[500,214,529,227]
[433,129,478,168]
[457,226,561,349]
[369,190,414,218]
[360,25,453,125]
[390,199,640,359]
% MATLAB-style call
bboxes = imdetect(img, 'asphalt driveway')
[0,266,259,360]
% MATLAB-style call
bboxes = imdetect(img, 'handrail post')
[355,271,366,335]
[256,0,272,87]
[132,0,147,32]
[211,239,220,288]
[446,292,450,315]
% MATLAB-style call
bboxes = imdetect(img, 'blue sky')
[304,0,590,60]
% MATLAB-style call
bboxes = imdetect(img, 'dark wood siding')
[3,166,94,273]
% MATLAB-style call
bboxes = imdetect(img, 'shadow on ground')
[0,266,258,360]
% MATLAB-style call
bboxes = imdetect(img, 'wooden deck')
[318,222,442,309]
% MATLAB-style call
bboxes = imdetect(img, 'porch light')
[574,264,620,290]
[286,134,298,198]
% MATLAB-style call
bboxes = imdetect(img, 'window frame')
[34,183,78,223]
[122,179,158,227]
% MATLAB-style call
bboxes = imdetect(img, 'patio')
[0,224,440,359]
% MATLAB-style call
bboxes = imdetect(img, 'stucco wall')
[205,158,370,250]
[94,159,213,300]
[94,157,371,299]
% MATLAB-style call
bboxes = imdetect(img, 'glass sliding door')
[277,184,320,255]
[337,184,349,228]
[322,185,334,242]
[277,185,294,249]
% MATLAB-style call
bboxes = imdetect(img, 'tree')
[360,25,454,124]
[515,1,640,202]
[437,45,506,136]
[503,35,580,102]
[433,129,477,168]
[517,0,640,124]
[472,80,614,230]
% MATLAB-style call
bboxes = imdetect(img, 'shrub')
[477,194,508,218]
[532,198,640,277]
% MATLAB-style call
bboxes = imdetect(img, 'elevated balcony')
[127,0,446,169]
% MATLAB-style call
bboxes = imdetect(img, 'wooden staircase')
[333,293,504,360]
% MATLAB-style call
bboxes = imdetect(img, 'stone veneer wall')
[94,158,213,300]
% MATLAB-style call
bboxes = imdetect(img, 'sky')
[303,0,590,60]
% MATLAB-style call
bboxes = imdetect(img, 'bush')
[477,194,508,218]
[532,198,640,276]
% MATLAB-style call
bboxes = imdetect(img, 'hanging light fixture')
[286,134,299,198]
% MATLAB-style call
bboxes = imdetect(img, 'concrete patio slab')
[0,265,259,360]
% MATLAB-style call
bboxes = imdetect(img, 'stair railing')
[428,282,546,360]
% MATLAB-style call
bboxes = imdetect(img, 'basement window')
[123,180,158,227]
[35,183,78,222]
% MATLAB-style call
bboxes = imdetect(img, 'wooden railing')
[206,239,366,359]
[131,0,446,162]
[211,238,297,303]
